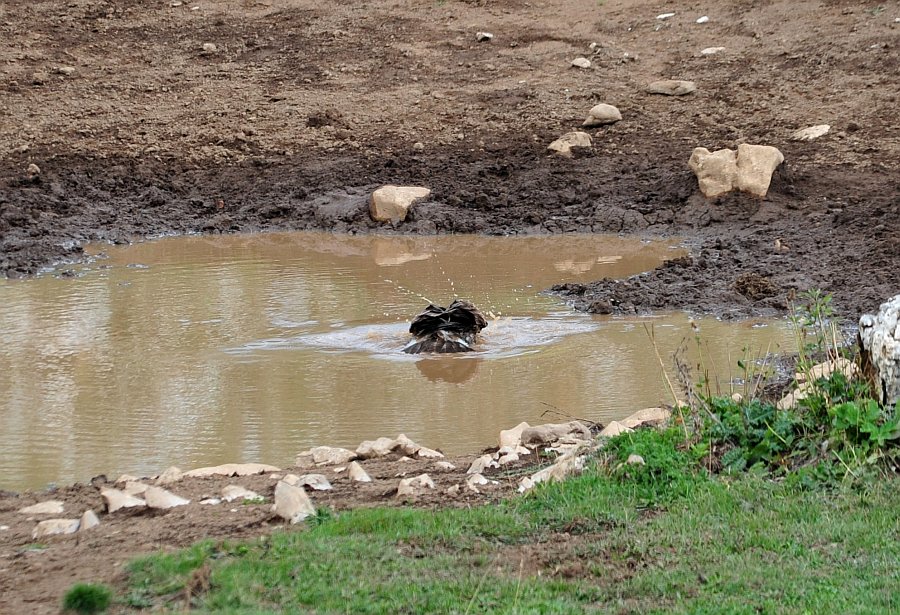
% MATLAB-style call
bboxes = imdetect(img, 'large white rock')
[79,510,101,532]
[646,80,696,96]
[348,461,372,482]
[499,422,531,448]
[689,144,784,198]
[397,474,435,497]
[356,437,397,458]
[599,421,633,437]
[155,466,183,485]
[184,463,281,478]
[18,500,65,515]
[859,295,900,406]
[144,486,190,509]
[620,407,671,429]
[571,57,592,69]
[123,481,149,496]
[308,446,358,465]
[547,131,593,158]
[32,518,80,539]
[582,104,622,127]
[295,474,334,491]
[688,147,738,198]
[100,488,146,513]
[734,144,785,198]
[273,480,316,523]
[467,454,499,475]
[369,185,431,223]
[394,434,422,456]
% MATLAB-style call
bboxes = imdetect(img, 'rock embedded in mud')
[700,47,725,55]
[32,518,80,539]
[582,103,622,127]
[273,480,315,524]
[396,473,435,497]
[348,461,372,482]
[547,131,592,158]
[689,144,784,198]
[144,486,190,509]
[599,421,633,437]
[26,163,41,178]
[646,80,696,96]
[520,420,592,446]
[571,57,591,69]
[294,474,333,491]
[790,124,830,141]
[475,31,494,42]
[79,510,100,531]
[620,406,671,429]
[858,295,900,406]
[369,185,431,223]
[467,454,499,475]
[155,466,183,485]
[100,488,146,513]
[18,500,65,515]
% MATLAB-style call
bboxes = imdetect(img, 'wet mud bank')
[2,144,897,320]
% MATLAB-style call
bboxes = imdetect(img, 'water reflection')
[0,232,795,491]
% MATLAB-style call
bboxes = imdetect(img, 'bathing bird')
[402,299,488,354]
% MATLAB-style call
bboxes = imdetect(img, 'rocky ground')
[0,0,898,610]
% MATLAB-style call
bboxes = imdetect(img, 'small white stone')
[156,466,183,485]
[26,163,41,178]
[296,474,333,491]
[115,474,140,484]
[696,16,709,24]
[445,484,460,495]
[467,454,498,475]
[200,498,222,505]
[184,463,280,478]
[571,57,591,69]
[475,31,494,42]
[499,422,530,449]
[123,481,148,496]
[701,47,726,56]
[202,42,217,53]
[548,131,593,158]
[582,104,622,127]
[416,446,444,459]
[0,525,9,531]
[18,501,64,515]
[433,461,456,471]
[626,454,646,465]
[498,452,519,465]
[369,186,431,224]
[599,421,634,437]
[657,13,675,20]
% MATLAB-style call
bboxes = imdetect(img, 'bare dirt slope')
[0,0,898,611]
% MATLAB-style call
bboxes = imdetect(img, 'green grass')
[124,466,900,613]
[62,583,113,614]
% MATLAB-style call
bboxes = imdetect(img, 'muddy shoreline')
[2,146,897,320]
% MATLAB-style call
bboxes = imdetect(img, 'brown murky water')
[0,233,795,490]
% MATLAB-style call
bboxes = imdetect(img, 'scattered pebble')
[56,66,76,76]
[412,142,425,151]
[696,16,709,24]
[26,163,41,178]
[79,510,100,532]
[701,47,726,55]
[222,485,261,502]
[582,103,622,127]
[0,526,9,531]
[18,500,63,515]
[657,13,675,20]
[626,454,646,465]
[144,486,190,509]
[202,42,217,53]
[32,519,80,540]
[570,57,591,69]
[475,31,494,42]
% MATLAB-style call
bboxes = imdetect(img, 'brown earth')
[0,0,898,610]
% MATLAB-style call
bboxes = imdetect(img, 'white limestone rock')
[688,147,738,198]
[356,437,397,458]
[348,461,373,482]
[599,421,634,437]
[79,510,100,532]
[646,80,696,96]
[369,185,431,223]
[689,144,784,199]
[582,103,622,127]
[397,473,435,497]
[547,131,593,158]
[123,481,148,496]
[32,518,80,539]
[101,488,146,513]
[791,125,830,141]
[520,421,592,446]
[499,421,531,448]
[273,480,316,523]
[700,47,725,55]
[620,407,671,429]
[296,474,334,491]
[571,57,591,69]
[467,454,499,475]
[734,144,785,198]
[155,466,183,485]
[18,500,64,515]
[144,486,190,509]
[859,295,900,406]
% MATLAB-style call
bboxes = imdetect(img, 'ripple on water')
[226,316,602,360]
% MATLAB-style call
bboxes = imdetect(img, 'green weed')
[62,583,112,614]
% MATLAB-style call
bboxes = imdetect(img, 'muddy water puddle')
[0,233,795,490]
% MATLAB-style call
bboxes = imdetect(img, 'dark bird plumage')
[403,299,488,354]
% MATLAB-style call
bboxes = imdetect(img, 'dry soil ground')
[0,0,898,610]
